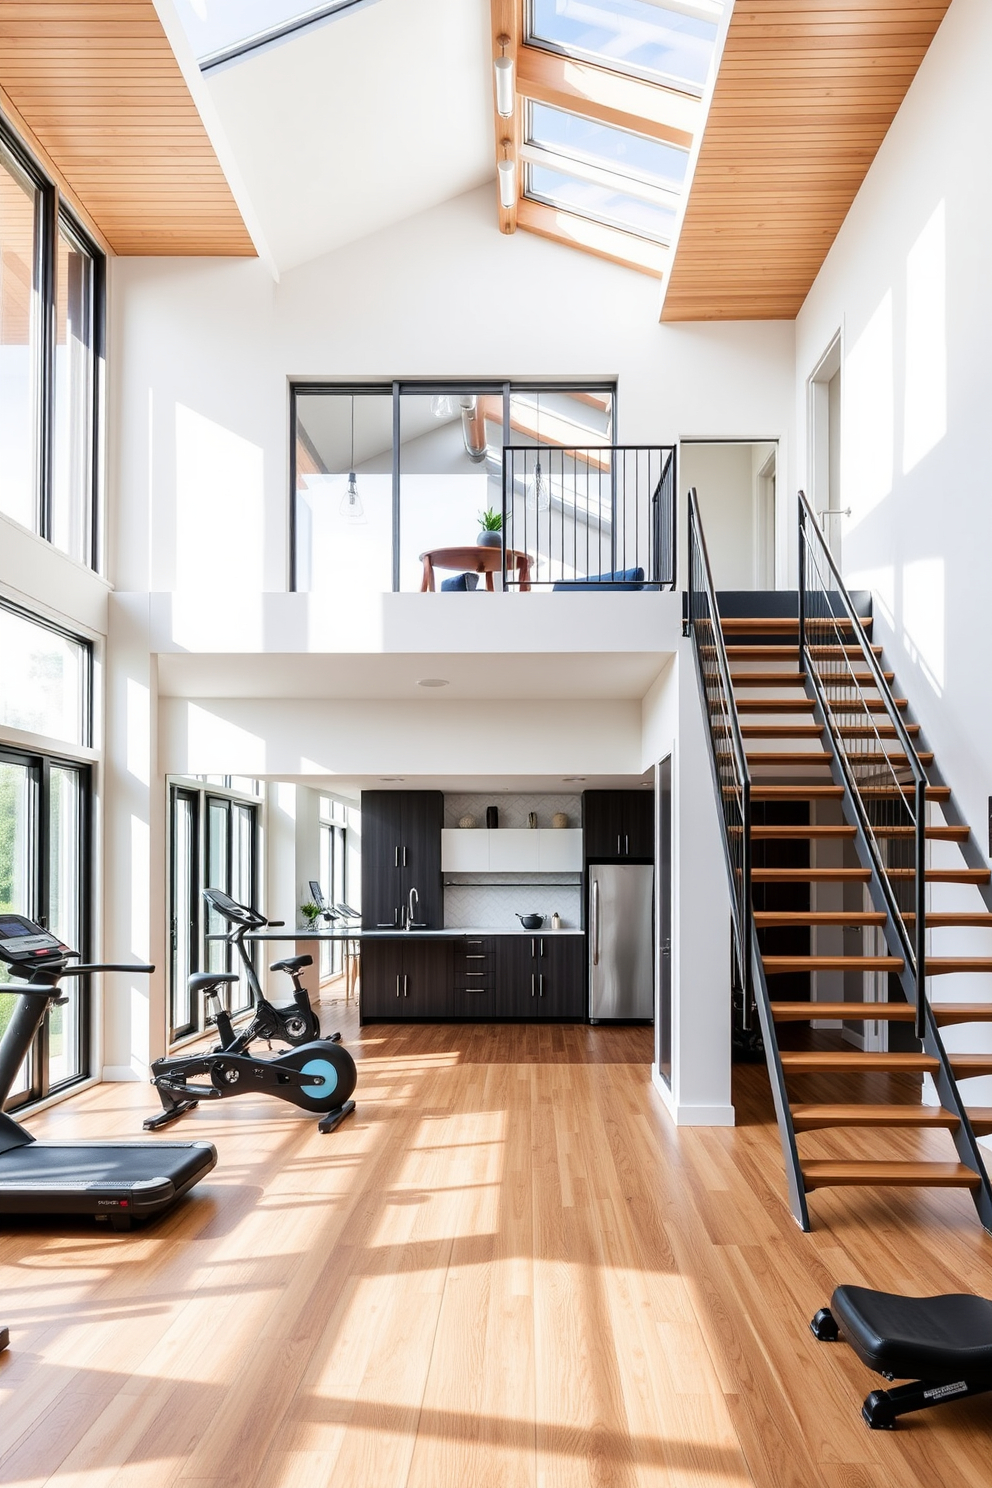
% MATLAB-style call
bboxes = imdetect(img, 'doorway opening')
[808,333,845,561]
[679,440,779,590]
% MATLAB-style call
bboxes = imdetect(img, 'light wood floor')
[2,1003,992,1487]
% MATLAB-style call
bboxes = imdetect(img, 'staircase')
[687,488,992,1233]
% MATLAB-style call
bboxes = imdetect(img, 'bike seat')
[189,971,239,996]
[831,1285,992,1381]
[269,953,313,974]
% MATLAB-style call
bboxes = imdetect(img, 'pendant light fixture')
[494,33,514,118]
[527,395,551,513]
[498,138,517,210]
[339,394,366,523]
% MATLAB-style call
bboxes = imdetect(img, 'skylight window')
[172,0,373,69]
[523,104,684,244]
[527,0,723,95]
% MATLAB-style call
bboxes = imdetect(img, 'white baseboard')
[102,1064,146,1082]
[651,1066,735,1126]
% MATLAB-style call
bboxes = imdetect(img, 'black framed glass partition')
[291,380,617,593]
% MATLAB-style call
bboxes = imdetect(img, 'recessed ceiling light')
[417,677,449,688]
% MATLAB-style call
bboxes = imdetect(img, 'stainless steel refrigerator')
[588,863,654,1022]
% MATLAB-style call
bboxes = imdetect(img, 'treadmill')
[0,913,216,1232]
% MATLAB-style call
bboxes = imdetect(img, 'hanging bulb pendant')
[528,457,550,512]
[340,472,366,523]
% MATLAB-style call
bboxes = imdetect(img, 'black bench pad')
[832,1285,992,1381]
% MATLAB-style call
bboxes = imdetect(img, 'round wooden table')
[419,545,533,592]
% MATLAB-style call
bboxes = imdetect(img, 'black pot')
[516,913,544,930]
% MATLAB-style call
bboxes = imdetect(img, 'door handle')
[531,937,535,957]
[395,846,399,867]
[404,974,409,997]
[403,846,408,867]
[617,834,622,855]
[592,880,600,967]
[625,834,629,855]
[539,975,545,998]
[531,974,536,997]
[539,939,544,956]
[396,974,401,998]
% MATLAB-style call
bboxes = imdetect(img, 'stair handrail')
[686,488,753,1016]
[797,490,927,1036]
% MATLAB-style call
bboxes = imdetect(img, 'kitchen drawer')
[451,986,495,1018]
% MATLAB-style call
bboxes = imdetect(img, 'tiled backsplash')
[443,795,584,930]
[444,877,583,931]
[443,793,580,830]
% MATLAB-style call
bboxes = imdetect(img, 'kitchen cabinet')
[582,790,654,862]
[440,828,582,872]
[361,791,443,929]
[360,937,452,1019]
[450,934,496,1019]
[496,935,586,1020]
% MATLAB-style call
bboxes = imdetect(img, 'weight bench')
[811,1285,992,1429]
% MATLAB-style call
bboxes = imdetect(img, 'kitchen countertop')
[361,927,585,938]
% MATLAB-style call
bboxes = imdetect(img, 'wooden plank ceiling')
[662,0,952,321]
[0,1,255,256]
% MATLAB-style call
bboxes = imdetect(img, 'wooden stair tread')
[754,911,887,926]
[895,867,990,883]
[741,724,825,737]
[930,967,992,980]
[876,825,969,841]
[780,1050,938,1072]
[906,913,992,927]
[801,1161,980,1190]
[753,868,871,882]
[966,1110,992,1137]
[772,998,909,1016]
[791,1104,960,1131]
[751,825,855,838]
[734,698,817,711]
[745,752,833,765]
[750,784,842,796]
[950,1055,992,1076]
[933,1000,992,1018]
[847,753,936,767]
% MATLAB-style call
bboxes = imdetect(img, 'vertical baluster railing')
[797,491,927,1036]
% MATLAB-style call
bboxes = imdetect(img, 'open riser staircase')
[688,488,992,1233]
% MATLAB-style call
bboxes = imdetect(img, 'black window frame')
[0,111,105,572]
[0,743,92,1110]
[289,379,618,592]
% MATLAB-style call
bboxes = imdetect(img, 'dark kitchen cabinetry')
[360,937,453,1020]
[360,790,443,929]
[582,789,654,861]
[450,935,496,1019]
[496,935,586,1020]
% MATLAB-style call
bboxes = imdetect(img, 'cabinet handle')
[403,846,408,867]
[395,846,399,867]
[395,974,401,998]
[466,954,485,960]
[531,974,536,998]
[592,880,601,967]
[625,834,629,855]
[404,974,409,997]
[539,975,545,998]
[617,834,622,855]
[531,937,535,957]
[540,938,545,957]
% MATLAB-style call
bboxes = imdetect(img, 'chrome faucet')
[405,885,419,930]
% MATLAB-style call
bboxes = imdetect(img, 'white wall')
[110,184,797,596]
[795,0,992,1104]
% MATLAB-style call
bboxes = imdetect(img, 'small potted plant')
[300,899,322,929]
[477,507,503,548]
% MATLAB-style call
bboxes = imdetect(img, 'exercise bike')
[144,888,356,1134]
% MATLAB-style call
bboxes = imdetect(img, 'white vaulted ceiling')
[188,0,494,273]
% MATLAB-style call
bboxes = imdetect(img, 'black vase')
[486,806,499,829]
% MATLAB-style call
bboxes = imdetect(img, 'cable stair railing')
[688,485,992,1233]
[796,490,992,1232]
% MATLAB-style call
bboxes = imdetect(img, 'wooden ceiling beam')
[489,0,521,235]
[516,45,699,150]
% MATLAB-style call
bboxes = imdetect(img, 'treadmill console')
[0,914,72,973]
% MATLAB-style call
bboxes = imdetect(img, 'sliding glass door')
[0,748,89,1107]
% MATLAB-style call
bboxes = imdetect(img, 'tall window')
[0,599,93,1104]
[0,122,103,567]
[0,749,90,1106]
[168,780,260,1041]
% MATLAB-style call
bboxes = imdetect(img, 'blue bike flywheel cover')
[300,1058,338,1100]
